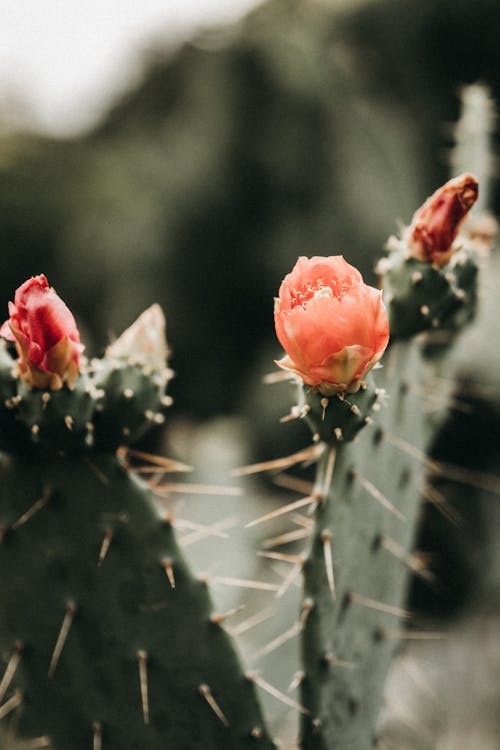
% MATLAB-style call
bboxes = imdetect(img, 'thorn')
[420,305,430,316]
[153,482,243,497]
[320,530,335,598]
[174,518,229,539]
[31,424,40,436]
[162,559,176,589]
[12,489,52,530]
[210,605,245,625]
[123,388,134,399]
[0,689,23,720]
[350,404,361,416]
[379,628,445,640]
[231,444,324,477]
[261,527,311,549]
[411,271,422,284]
[246,673,309,715]
[206,575,280,592]
[320,398,329,420]
[290,513,314,529]
[252,621,302,660]
[257,551,305,564]
[272,473,314,496]
[0,642,23,702]
[300,598,314,627]
[64,415,73,431]
[349,592,410,619]
[179,516,237,547]
[250,726,263,739]
[48,602,77,678]
[245,496,318,529]
[154,413,165,424]
[311,718,322,734]
[42,392,51,407]
[144,410,155,421]
[93,721,102,750]
[198,683,229,727]
[320,447,336,500]
[356,473,406,520]
[287,671,305,692]
[226,606,275,637]
[122,427,131,437]
[380,535,437,585]
[137,650,150,725]
[334,427,343,441]
[277,562,304,595]
[98,528,113,566]
[322,652,356,669]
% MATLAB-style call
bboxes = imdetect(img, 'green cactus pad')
[0,452,274,750]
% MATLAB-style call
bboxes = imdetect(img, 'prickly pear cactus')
[0,289,273,749]
[268,177,481,749]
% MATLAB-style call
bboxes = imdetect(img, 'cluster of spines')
[378,242,478,341]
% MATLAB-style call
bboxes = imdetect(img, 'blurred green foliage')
[0,0,499,422]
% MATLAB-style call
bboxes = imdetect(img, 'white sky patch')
[0,0,262,135]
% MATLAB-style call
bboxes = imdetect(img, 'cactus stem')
[210,605,245,625]
[246,673,310,716]
[253,620,302,660]
[0,688,23,720]
[92,721,102,750]
[12,489,52,531]
[97,528,113,566]
[231,444,324,477]
[287,671,305,693]
[198,684,229,728]
[320,529,335,598]
[206,575,280,593]
[48,602,77,679]
[0,642,23,702]
[261,527,312,549]
[137,650,150,725]
[348,592,410,619]
[245,495,318,529]
[356,473,406,521]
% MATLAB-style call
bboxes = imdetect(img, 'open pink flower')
[406,173,478,265]
[274,256,389,394]
[0,274,84,390]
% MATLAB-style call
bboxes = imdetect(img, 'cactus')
[0,293,274,749]
[264,178,481,749]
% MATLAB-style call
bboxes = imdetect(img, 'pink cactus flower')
[0,274,84,390]
[406,173,478,265]
[274,256,389,395]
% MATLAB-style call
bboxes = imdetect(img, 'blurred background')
[1,0,500,747]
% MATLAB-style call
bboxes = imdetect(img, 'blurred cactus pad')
[0,306,274,749]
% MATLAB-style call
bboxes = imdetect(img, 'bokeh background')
[1,1,500,747]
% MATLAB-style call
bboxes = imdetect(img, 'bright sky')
[0,0,262,135]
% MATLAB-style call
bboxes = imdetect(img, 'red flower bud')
[0,275,84,390]
[274,256,389,395]
[406,173,478,265]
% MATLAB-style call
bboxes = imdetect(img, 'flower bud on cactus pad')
[379,175,479,341]
[274,256,389,395]
[0,275,84,391]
